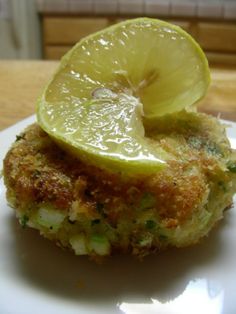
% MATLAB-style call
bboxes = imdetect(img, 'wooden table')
[0,61,236,131]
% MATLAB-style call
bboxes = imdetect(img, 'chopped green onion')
[36,207,65,232]
[89,234,110,255]
[70,234,88,255]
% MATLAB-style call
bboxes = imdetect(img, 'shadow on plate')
[8,212,231,305]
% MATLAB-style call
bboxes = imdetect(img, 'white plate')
[0,116,236,314]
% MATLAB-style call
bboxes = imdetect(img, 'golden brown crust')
[3,112,234,225]
[3,111,236,257]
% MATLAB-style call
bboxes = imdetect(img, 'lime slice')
[37,18,210,174]
[39,90,168,173]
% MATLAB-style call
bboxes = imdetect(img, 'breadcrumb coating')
[3,111,236,259]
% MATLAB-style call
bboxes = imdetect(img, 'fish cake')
[3,111,236,259]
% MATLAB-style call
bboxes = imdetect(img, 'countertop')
[0,60,236,131]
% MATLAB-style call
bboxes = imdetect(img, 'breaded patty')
[3,111,236,259]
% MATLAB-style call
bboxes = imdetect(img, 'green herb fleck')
[96,202,104,212]
[96,203,107,218]
[227,162,236,173]
[32,169,41,178]
[145,220,156,230]
[188,136,202,149]
[20,215,29,228]
[91,219,100,226]
[15,134,25,142]
[139,192,156,210]
[159,234,168,241]
[205,142,222,156]
[138,234,153,247]
[218,181,227,192]
[84,189,92,198]
[91,234,107,243]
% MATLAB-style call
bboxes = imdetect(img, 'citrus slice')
[37,18,210,174]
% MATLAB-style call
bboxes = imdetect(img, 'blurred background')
[0,0,236,66]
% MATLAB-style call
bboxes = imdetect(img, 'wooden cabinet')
[197,22,236,52]
[43,17,110,59]
[44,17,109,44]
[42,16,236,66]
[44,45,70,59]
